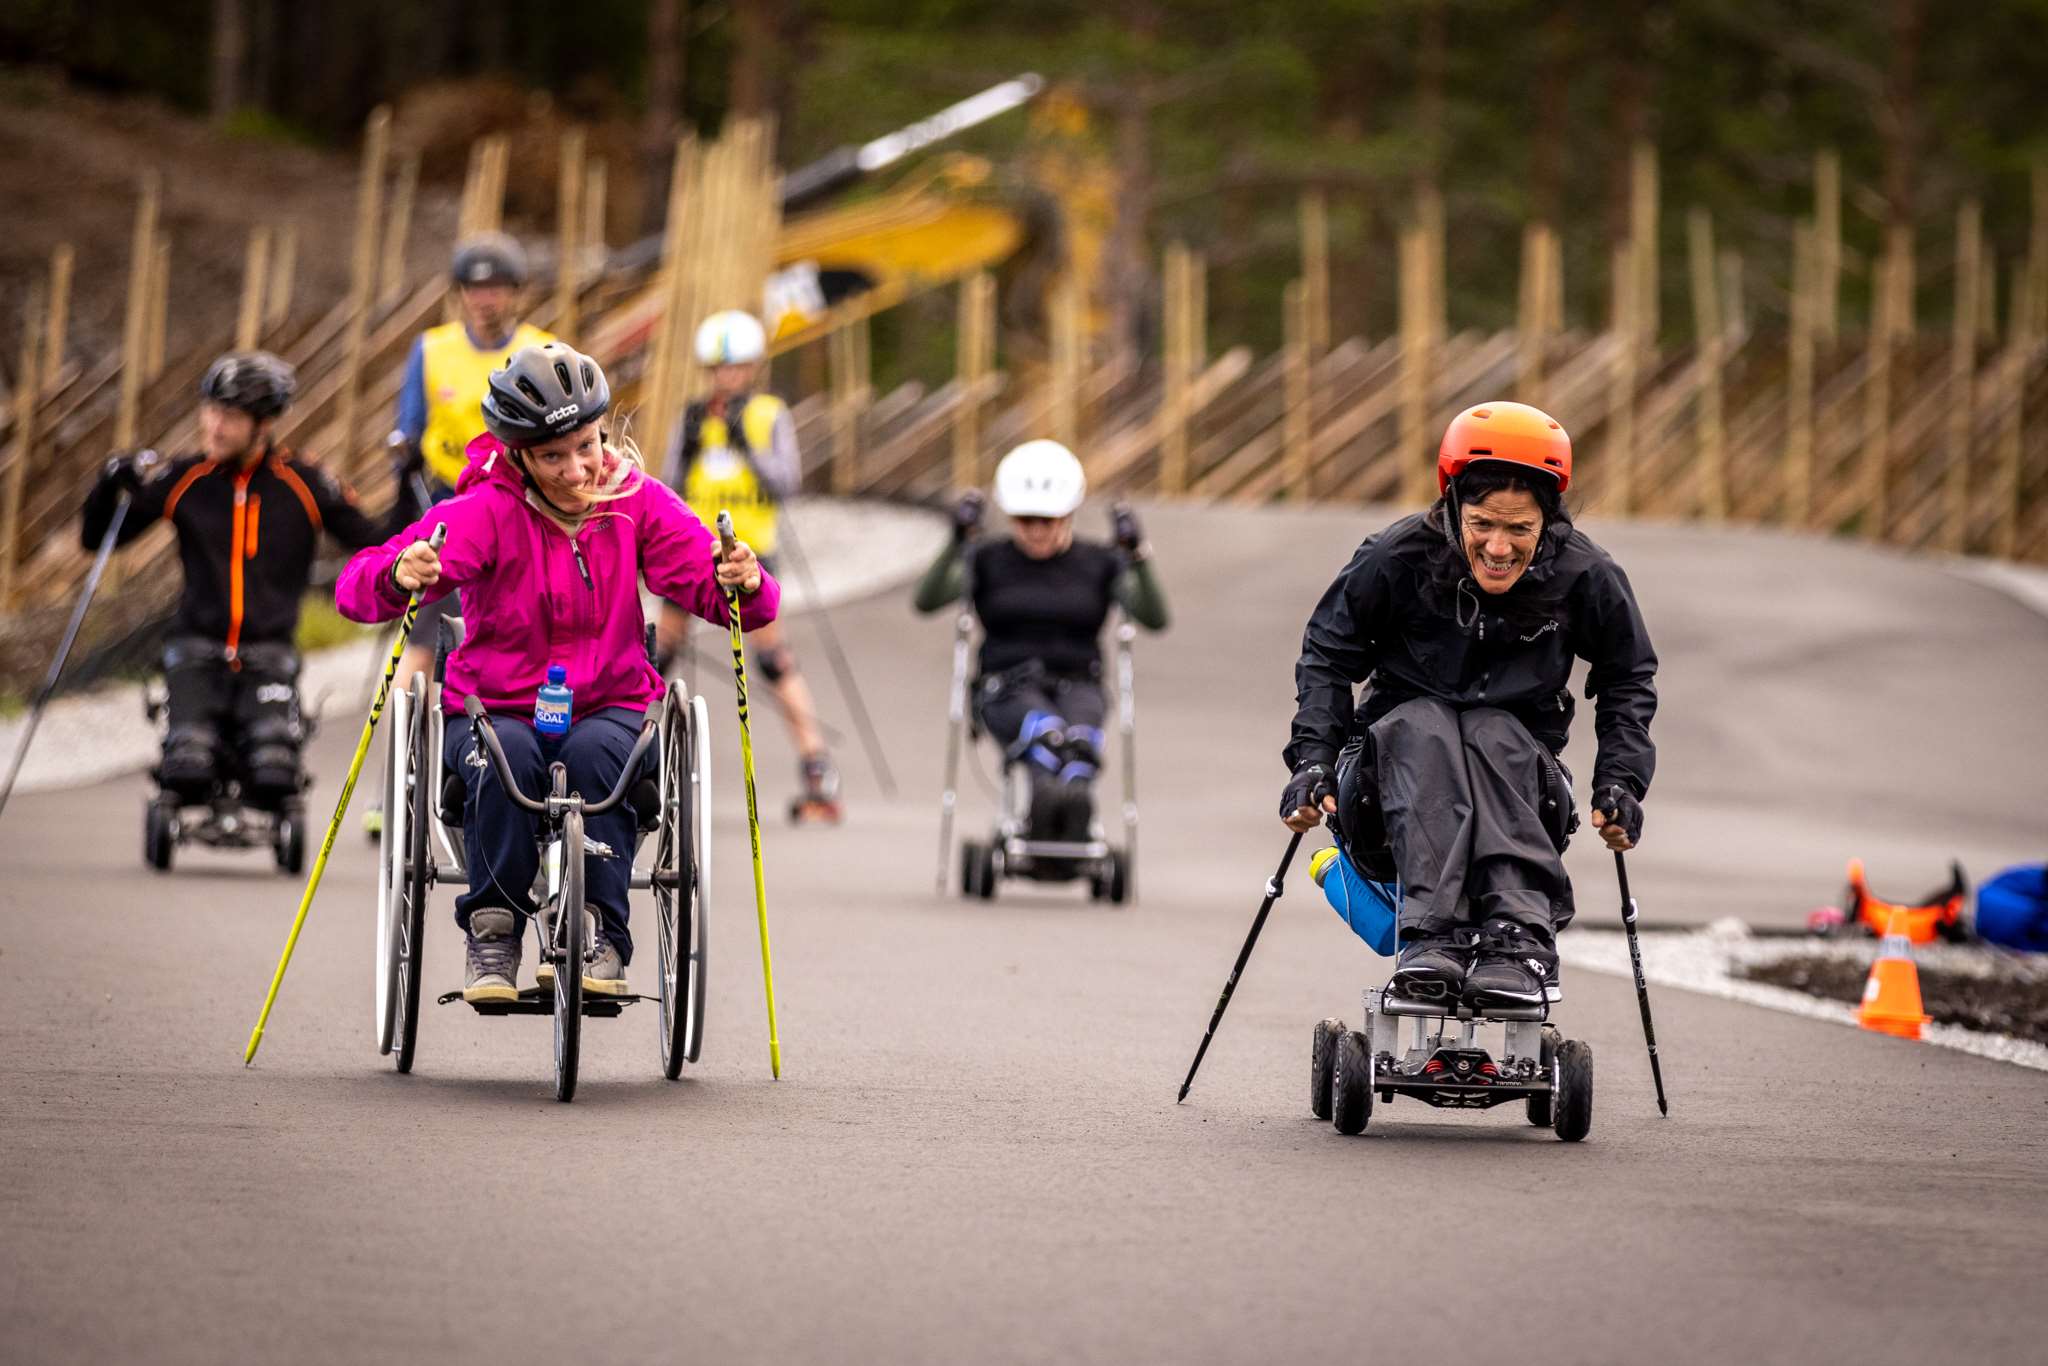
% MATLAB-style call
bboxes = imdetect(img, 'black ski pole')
[1615,850,1670,1115]
[1177,830,1304,1103]
[772,506,897,798]
[0,490,133,823]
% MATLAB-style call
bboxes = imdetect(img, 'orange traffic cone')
[1857,909,1932,1039]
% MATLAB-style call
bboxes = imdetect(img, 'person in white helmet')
[656,309,840,820]
[913,440,1169,840]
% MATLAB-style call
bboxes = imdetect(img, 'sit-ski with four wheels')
[377,627,714,1101]
[1312,991,1592,1141]
[937,604,1138,906]
[1303,855,1594,1139]
[141,673,317,877]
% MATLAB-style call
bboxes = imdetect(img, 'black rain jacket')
[81,446,399,660]
[1285,506,1658,801]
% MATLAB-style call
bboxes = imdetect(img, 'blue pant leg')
[557,707,648,964]
[446,713,545,935]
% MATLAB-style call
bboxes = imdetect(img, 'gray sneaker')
[582,935,629,996]
[463,907,522,1003]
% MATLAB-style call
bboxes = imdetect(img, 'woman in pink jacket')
[338,342,779,1003]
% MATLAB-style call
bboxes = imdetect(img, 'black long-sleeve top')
[81,446,400,657]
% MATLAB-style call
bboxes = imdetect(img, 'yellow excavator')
[590,74,1115,361]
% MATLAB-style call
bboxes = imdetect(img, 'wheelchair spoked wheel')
[553,807,586,1103]
[377,676,432,1070]
[655,688,711,1079]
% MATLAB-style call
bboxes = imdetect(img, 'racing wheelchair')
[376,631,714,1101]
[141,642,314,876]
[936,607,1137,906]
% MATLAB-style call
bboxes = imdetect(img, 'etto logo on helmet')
[545,404,580,423]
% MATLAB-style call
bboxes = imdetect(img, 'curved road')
[4,502,2045,1364]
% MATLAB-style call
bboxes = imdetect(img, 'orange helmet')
[1437,401,1572,493]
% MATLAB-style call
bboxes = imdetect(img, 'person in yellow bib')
[389,235,553,678]
[368,233,553,836]
[656,308,840,821]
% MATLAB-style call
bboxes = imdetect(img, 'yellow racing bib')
[418,321,554,486]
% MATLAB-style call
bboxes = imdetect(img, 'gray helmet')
[482,342,610,448]
[451,232,529,288]
[199,351,297,419]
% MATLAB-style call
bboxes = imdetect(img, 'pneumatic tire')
[1331,1029,1374,1135]
[1553,1039,1593,1142]
[1310,1017,1345,1121]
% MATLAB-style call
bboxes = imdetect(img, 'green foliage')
[294,592,369,655]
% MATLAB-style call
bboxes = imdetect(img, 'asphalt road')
[5,501,2045,1365]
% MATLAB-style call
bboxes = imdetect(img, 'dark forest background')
[5,0,2045,353]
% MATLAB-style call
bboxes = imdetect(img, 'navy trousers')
[444,706,648,963]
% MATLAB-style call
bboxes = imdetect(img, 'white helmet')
[994,439,1086,518]
[695,310,767,366]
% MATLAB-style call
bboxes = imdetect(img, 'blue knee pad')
[1317,848,1401,957]
[1015,710,1065,774]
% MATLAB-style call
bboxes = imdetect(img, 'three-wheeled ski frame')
[376,634,714,1101]
[938,606,1140,906]
[1312,988,1594,1141]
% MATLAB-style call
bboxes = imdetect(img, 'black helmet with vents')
[481,342,611,448]
[199,351,297,419]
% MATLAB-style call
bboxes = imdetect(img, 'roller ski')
[789,754,843,824]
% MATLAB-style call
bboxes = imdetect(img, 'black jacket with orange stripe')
[81,446,402,657]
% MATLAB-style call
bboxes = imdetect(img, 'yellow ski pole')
[717,511,782,1079]
[245,524,446,1066]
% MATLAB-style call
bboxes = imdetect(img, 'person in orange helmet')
[1279,401,1659,1010]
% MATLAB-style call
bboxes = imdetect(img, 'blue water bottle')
[534,664,572,736]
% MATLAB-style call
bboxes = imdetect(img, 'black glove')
[387,431,425,478]
[102,453,143,493]
[1279,761,1337,821]
[1111,500,1143,553]
[951,489,986,542]
[1593,784,1644,844]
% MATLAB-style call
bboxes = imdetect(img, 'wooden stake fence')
[115,172,160,448]
[1607,241,1638,514]
[336,105,391,465]
[379,153,419,308]
[2,284,45,606]
[1787,222,1816,525]
[236,225,271,350]
[1814,149,1841,345]
[952,270,995,491]
[265,223,296,330]
[43,245,72,394]
[1688,208,1725,520]
[1283,278,1311,499]
[555,128,586,339]
[1945,200,1981,552]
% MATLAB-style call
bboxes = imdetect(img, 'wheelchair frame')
[375,662,715,1102]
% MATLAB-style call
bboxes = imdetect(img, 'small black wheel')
[978,844,1000,901]
[1331,1029,1374,1135]
[1553,1038,1593,1142]
[1526,1025,1562,1127]
[553,808,586,1103]
[274,808,306,875]
[1104,848,1129,905]
[1310,1017,1346,1121]
[959,840,985,898]
[144,798,174,872]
